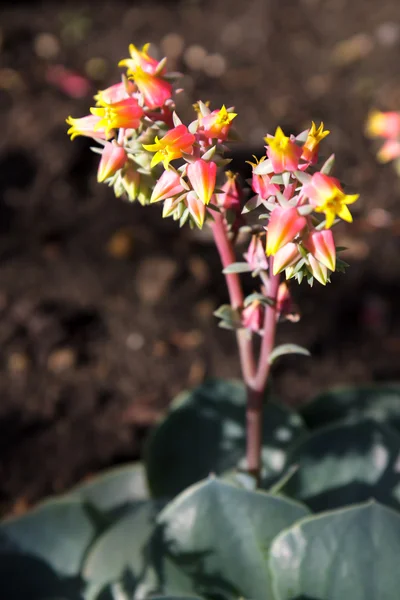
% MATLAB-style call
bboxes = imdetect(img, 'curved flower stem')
[209,209,256,385]
[246,260,279,481]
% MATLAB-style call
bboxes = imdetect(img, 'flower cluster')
[366,109,400,173]
[244,124,359,287]
[67,42,360,339]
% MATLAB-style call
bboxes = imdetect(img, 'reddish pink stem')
[210,209,280,483]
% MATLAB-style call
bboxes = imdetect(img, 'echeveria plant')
[1,42,400,600]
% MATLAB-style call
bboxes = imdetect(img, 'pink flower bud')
[244,235,268,272]
[251,171,279,199]
[272,242,301,275]
[307,254,328,285]
[242,301,264,333]
[187,159,217,205]
[276,283,300,322]
[266,207,306,256]
[304,229,336,272]
[122,163,141,200]
[97,142,127,183]
[150,169,185,203]
[186,191,206,228]
[217,171,242,211]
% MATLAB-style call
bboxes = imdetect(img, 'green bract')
[2,379,400,600]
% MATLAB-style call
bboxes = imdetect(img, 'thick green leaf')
[0,498,96,577]
[150,478,310,599]
[281,419,400,511]
[301,383,400,431]
[83,501,160,589]
[145,379,305,498]
[270,501,400,600]
[68,462,149,514]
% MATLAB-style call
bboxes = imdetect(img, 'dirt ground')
[0,0,399,514]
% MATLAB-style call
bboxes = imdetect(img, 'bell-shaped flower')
[150,169,185,203]
[242,301,264,334]
[276,282,300,322]
[264,127,302,173]
[187,159,217,205]
[91,97,144,135]
[143,124,195,168]
[266,206,306,256]
[272,242,301,275]
[198,105,237,140]
[303,172,359,228]
[121,162,141,201]
[217,171,242,211]
[365,110,400,139]
[247,157,279,198]
[94,80,136,105]
[66,114,107,140]
[244,235,268,272]
[304,229,336,271]
[118,43,164,76]
[186,191,206,229]
[130,67,172,109]
[307,254,329,285]
[301,121,330,164]
[97,142,128,183]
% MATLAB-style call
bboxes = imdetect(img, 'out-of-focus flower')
[186,191,206,228]
[303,172,359,228]
[266,206,306,256]
[119,43,164,76]
[187,159,217,205]
[66,114,107,140]
[304,229,336,271]
[198,105,237,140]
[264,126,302,173]
[365,110,400,139]
[150,169,185,203]
[242,301,264,333]
[276,282,300,322]
[97,142,127,182]
[90,97,144,134]
[244,235,269,272]
[143,124,195,168]
[301,121,330,164]
[377,139,400,163]
[272,242,301,275]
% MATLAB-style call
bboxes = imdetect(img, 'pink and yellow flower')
[301,121,330,164]
[118,43,163,76]
[307,254,328,286]
[130,67,172,109]
[304,229,336,272]
[143,124,195,168]
[187,159,217,205]
[94,81,135,105]
[244,235,268,272]
[186,191,206,228]
[264,127,302,173]
[66,114,107,140]
[272,242,301,275]
[150,169,185,203]
[90,97,144,134]
[97,142,127,183]
[376,139,400,163]
[365,110,400,139]
[303,172,359,228]
[198,105,237,140]
[266,206,306,256]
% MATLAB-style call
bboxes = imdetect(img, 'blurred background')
[0,0,399,514]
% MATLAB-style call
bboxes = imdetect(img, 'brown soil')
[0,0,399,515]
